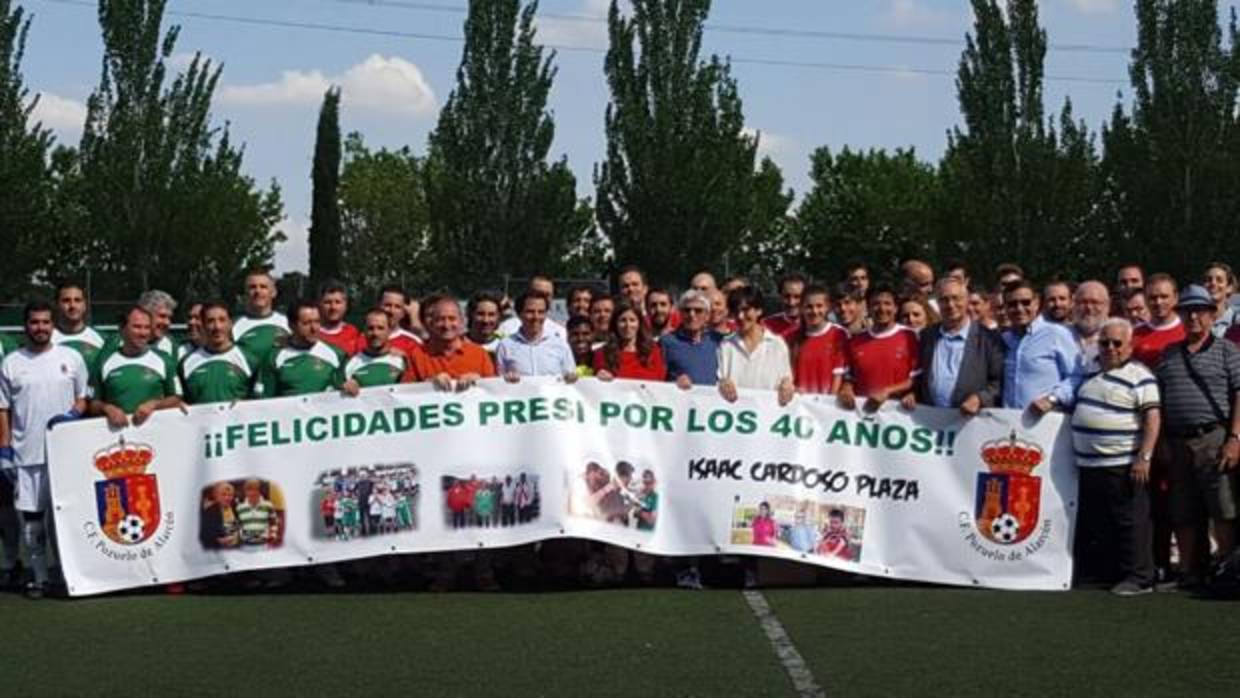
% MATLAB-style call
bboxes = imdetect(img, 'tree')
[425,0,592,292]
[339,133,433,297]
[1099,0,1240,279]
[794,147,940,284]
[309,86,342,292]
[595,0,779,287]
[72,0,283,301]
[0,0,55,299]
[725,155,795,289]
[939,0,1098,283]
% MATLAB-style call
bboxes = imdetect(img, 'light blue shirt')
[495,329,576,377]
[788,524,816,553]
[929,321,970,408]
[1001,316,1083,409]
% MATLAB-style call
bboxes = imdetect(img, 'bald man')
[1073,280,1111,367]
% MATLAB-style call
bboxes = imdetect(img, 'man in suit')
[903,278,1004,415]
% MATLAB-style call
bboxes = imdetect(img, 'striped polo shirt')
[1155,336,1240,431]
[1072,361,1160,467]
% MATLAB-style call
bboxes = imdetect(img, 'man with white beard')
[1073,281,1111,368]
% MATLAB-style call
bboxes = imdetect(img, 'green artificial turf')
[7,586,1240,697]
[765,586,1240,698]
[0,590,791,697]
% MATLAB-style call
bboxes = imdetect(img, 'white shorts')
[5,465,50,514]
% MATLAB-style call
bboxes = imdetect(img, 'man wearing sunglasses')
[1072,318,1161,595]
[1000,281,1083,414]
[661,290,721,389]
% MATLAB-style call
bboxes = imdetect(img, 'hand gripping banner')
[47,378,1078,596]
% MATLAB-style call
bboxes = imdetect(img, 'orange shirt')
[405,339,497,382]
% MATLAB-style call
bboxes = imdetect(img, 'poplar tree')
[1099,0,1240,278]
[595,0,784,286]
[939,0,1097,282]
[426,0,590,292]
[0,0,54,298]
[73,0,283,300]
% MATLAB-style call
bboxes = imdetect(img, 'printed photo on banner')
[442,472,540,529]
[566,460,659,532]
[314,464,419,541]
[199,478,286,551]
[730,495,866,562]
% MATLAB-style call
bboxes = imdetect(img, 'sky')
[20,0,1150,274]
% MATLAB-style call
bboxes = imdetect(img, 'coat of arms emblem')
[974,431,1043,545]
[93,441,160,545]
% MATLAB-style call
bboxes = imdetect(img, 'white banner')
[47,378,1078,596]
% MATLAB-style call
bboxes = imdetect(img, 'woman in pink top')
[751,502,777,546]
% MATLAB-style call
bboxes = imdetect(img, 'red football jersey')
[845,325,920,397]
[320,322,362,355]
[792,324,849,394]
[763,312,801,341]
[1133,318,1186,369]
[390,328,423,356]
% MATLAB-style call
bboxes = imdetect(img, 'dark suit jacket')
[914,322,1004,407]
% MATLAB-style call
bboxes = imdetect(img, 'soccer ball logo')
[117,514,147,544]
[990,513,1021,543]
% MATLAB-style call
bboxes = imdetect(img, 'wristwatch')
[1137,451,1153,463]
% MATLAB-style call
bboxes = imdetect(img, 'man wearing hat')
[1154,284,1240,589]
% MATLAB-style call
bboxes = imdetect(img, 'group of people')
[747,502,856,562]
[569,461,659,532]
[1,255,1239,596]
[317,465,418,541]
[199,479,284,551]
[444,473,539,529]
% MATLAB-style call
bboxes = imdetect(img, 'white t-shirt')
[717,329,793,391]
[0,345,89,467]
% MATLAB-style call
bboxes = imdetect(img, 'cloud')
[28,92,88,138]
[881,0,952,29]
[219,55,437,117]
[273,215,309,274]
[538,0,612,49]
[744,127,796,162]
[1065,0,1120,14]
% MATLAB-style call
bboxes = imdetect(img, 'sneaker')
[23,581,45,600]
[675,567,704,591]
[1156,573,1203,593]
[1110,579,1153,597]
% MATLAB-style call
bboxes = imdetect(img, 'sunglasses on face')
[1006,298,1035,308]
[683,307,708,314]
[1099,339,1124,348]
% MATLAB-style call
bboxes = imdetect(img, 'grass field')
[4,584,1239,697]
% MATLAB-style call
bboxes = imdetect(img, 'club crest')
[93,440,161,546]
[974,431,1043,545]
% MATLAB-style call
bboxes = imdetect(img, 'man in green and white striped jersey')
[179,302,263,405]
[52,281,107,370]
[343,308,409,391]
[233,269,289,369]
[88,306,183,428]
[260,299,354,399]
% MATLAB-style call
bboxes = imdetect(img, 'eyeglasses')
[683,307,708,314]
[1006,298,1035,308]
[1099,339,1124,348]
